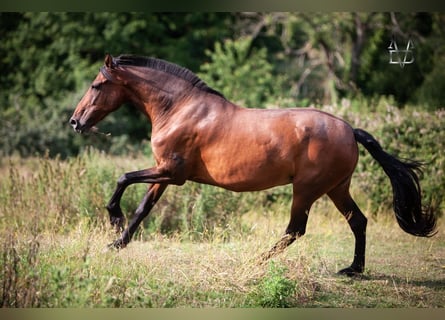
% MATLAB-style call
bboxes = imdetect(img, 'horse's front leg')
[106,166,178,229]
[110,183,168,249]
[106,188,126,233]
[105,161,186,247]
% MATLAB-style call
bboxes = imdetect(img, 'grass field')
[1,152,444,307]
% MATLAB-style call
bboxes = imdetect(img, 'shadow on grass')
[342,271,445,291]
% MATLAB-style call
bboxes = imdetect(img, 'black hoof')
[338,266,364,277]
[110,215,126,233]
[107,238,127,250]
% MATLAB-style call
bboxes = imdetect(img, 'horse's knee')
[117,174,129,187]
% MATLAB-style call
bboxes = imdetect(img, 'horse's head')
[70,54,126,134]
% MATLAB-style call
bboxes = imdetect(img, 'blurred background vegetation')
[1,12,444,158]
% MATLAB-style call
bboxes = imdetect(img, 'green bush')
[415,54,445,109]
[199,37,285,108]
[252,261,297,307]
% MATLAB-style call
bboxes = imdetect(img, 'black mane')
[113,54,226,99]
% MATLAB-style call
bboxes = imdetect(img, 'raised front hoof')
[110,215,126,233]
[338,265,364,277]
[107,238,127,251]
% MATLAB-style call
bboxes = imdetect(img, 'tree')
[1,12,444,157]
[199,37,283,108]
[356,12,441,107]
[233,12,445,108]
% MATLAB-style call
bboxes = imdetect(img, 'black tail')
[353,128,437,237]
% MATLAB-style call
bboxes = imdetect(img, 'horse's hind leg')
[261,191,315,261]
[328,179,367,276]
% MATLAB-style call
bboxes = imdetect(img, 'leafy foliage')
[199,37,282,107]
[0,12,444,158]
[254,262,297,307]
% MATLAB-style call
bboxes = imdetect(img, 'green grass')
[0,151,444,307]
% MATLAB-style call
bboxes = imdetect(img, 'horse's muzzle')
[69,117,85,133]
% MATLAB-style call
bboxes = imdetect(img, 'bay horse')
[70,54,437,275]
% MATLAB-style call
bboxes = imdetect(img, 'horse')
[69,54,437,276]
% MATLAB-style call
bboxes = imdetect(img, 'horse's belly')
[192,152,295,192]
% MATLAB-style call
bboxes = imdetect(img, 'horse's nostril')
[70,118,77,127]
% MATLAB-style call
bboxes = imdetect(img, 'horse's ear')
[104,54,114,69]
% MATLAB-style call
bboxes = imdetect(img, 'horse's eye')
[91,83,101,90]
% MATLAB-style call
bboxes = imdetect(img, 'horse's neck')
[124,69,234,128]
[128,80,187,126]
